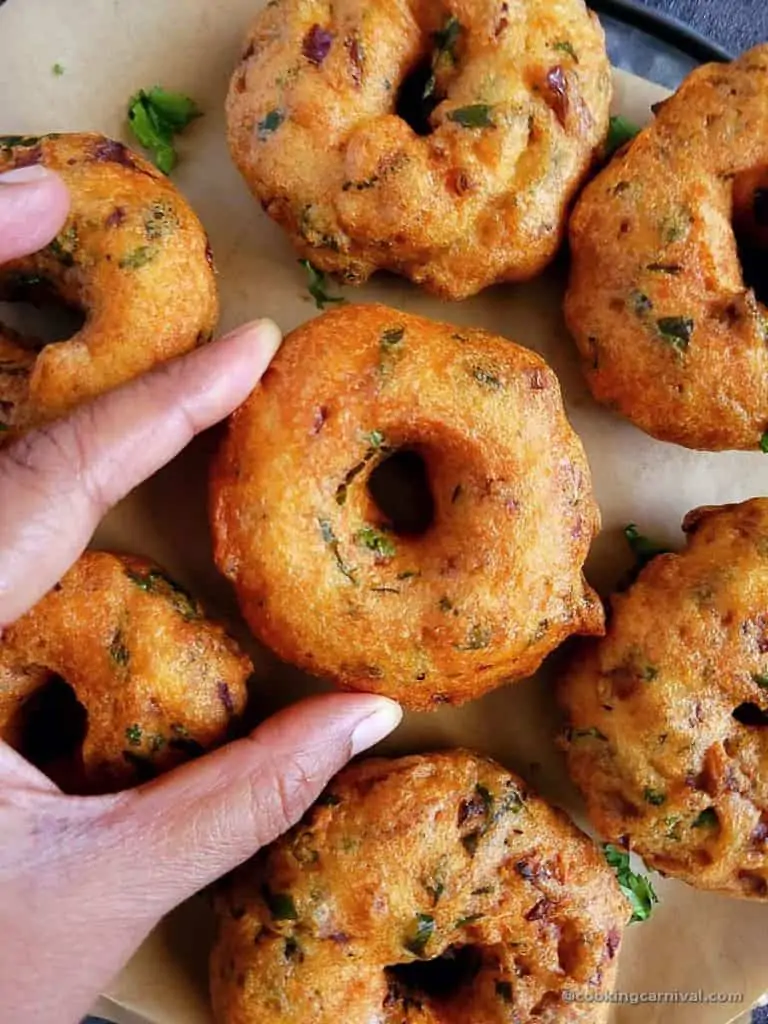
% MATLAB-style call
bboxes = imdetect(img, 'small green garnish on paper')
[127,86,201,175]
[605,115,640,158]
[603,844,658,923]
[624,523,670,568]
[300,259,345,310]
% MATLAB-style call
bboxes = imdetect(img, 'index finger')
[0,320,281,627]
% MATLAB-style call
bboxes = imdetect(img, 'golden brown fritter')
[210,304,603,710]
[211,751,629,1024]
[565,46,768,451]
[0,132,218,435]
[560,499,768,898]
[0,551,251,793]
[226,0,611,300]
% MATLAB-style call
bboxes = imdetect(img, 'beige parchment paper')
[0,2,766,1022]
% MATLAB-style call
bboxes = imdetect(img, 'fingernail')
[224,318,282,359]
[350,699,403,756]
[0,165,53,185]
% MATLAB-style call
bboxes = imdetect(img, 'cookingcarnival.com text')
[563,990,743,1006]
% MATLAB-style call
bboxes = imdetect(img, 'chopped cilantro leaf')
[125,723,142,746]
[605,115,640,158]
[404,913,435,957]
[554,40,578,62]
[603,844,658,923]
[434,16,461,62]
[423,16,462,98]
[657,316,694,353]
[299,259,345,310]
[692,807,718,829]
[448,104,494,128]
[355,525,396,559]
[52,63,65,77]
[570,726,608,741]
[119,245,157,270]
[366,429,387,449]
[318,519,357,583]
[127,86,201,175]
[124,567,199,620]
[643,788,667,806]
[624,524,670,568]
[471,366,503,390]
[381,326,405,348]
[760,432,768,454]
[0,135,41,149]
[262,886,298,921]
[257,108,285,140]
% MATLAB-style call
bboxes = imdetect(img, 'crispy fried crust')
[0,132,218,434]
[211,751,628,1023]
[565,47,768,451]
[0,551,250,793]
[226,0,611,299]
[210,304,603,710]
[560,499,768,898]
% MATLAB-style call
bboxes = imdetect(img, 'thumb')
[0,165,70,262]
[101,693,402,915]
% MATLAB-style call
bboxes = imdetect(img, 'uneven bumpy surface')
[566,46,768,451]
[0,551,250,793]
[227,0,611,299]
[560,499,768,898]
[0,132,218,434]
[211,304,603,710]
[211,751,629,1024]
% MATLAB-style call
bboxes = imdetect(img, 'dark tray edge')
[591,0,734,62]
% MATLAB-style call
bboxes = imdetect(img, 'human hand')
[0,166,402,1024]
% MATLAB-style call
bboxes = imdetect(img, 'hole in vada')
[367,449,435,536]
[395,58,441,137]
[732,701,768,727]
[16,674,88,784]
[0,289,86,346]
[732,173,768,304]
[386,944,483,1003]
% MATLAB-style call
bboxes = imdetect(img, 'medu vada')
[211,304,603,710]
[226,0,612,300]
[560,499,768,898]
[0,132,217,435]
[0,551,250,794]
[211,750,629,1023]
[565,46,768,451]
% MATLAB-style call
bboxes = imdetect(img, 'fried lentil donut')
[0,551,250,794]
[211,750,629,1024]
[0,132,217,434]
[565,46,768,451]
[226,0,611,300]
[560,498,768,898]
[211,304,603,710]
